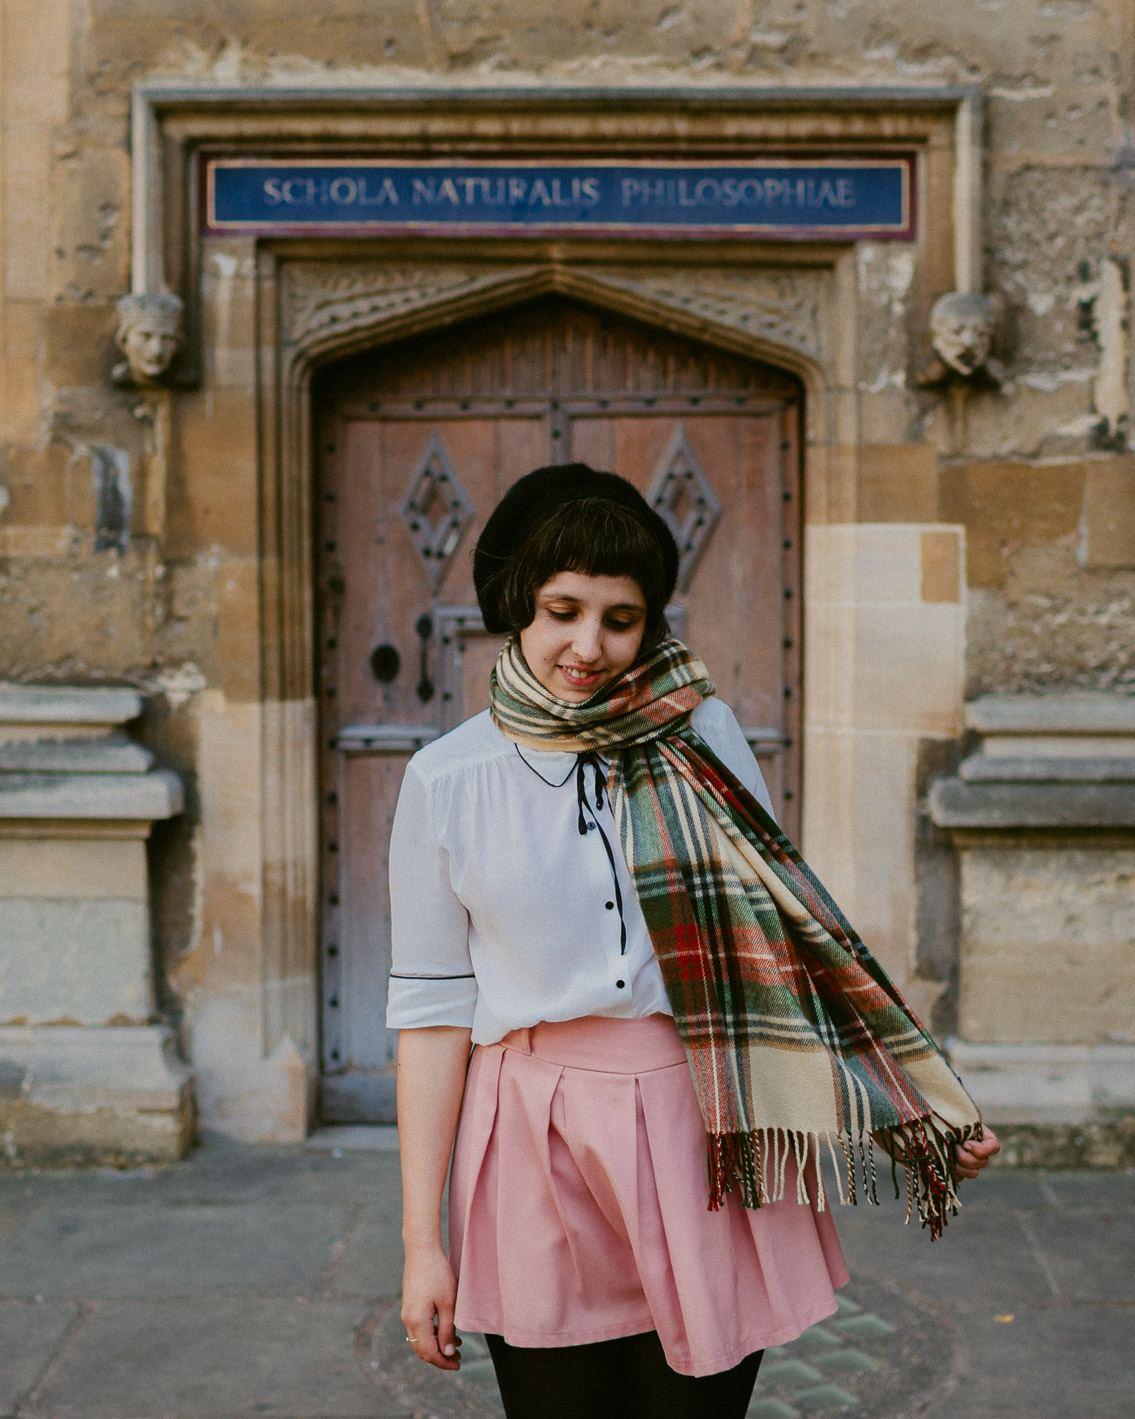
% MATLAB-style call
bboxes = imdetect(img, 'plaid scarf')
[491,636,983,1238]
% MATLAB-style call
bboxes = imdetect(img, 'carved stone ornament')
[280,262,827,369]
[589,267,826,363]
[918,291,1005,389]
[113,292,185,387]
[281,264,532,347]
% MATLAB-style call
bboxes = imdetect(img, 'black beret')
[473,463,680,633]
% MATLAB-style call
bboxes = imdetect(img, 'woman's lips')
[559,665,603,687]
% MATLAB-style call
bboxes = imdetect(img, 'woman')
[388,464,999,1419]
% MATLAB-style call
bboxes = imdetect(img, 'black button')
[616,980,625,989]
[605,901,614,910]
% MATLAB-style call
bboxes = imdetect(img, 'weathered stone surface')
[937,462,1087,591]
[855,444,938,523]
[950,1041,1135,1126]
[931,778,1135,829]
[966,692,1135,737]
[956,845,1135,1045]
[0,736,152,773]
[0,683,141,727]
[0,1299,81,1414]
[0,769,182,819]
[1082,458,1135,569]
[959,755,1135,783]
[0,898,151,1024]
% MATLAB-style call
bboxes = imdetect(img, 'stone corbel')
[916,291,1005,391]
[112,291,185,388]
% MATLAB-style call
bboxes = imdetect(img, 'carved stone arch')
[281,259,829,408]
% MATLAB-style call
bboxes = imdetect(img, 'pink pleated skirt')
[449,1014,849,1378]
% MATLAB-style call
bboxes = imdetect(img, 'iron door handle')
[415,614,435,703]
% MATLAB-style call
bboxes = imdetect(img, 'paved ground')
[0,1131,1131,1419]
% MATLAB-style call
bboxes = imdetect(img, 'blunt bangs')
[496,497,671,644]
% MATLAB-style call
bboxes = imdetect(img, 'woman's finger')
[435,1297,460,1365]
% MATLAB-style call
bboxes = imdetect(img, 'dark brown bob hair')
[473,464,680,646]
[494,496,673,646]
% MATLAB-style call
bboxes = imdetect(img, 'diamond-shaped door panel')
[397,433,476,591]
[646,425,722,592]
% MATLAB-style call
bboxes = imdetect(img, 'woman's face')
[519,570,647,702]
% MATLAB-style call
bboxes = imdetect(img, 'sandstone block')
[855,444,938,523]
[1,0,70,125]
[3,444,70,526]
[42,303,118,389]
[0,836,147,900]
[938,460,1086,588]
[957,847,1135,1045]
[169,393,258,557]
[920,528,961,603]
[2,124,51,300]
[218,557,261,702]
[0,897,151,1025]
[1081,458,1135,568]
[0,1024,193,1166]
[1,300,40,444]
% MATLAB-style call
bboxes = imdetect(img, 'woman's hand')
[955,1127,1001,1180]
[401,1243,462,1371]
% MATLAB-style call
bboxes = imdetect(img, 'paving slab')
[1042,1169,1135,1210]
[0,1300,80,1413]
[332,1202,405,1300]
[1016,1205,1135,1303]
[0,1203,355,1298]
[939,1302,1135,1419]
[834,1189,1055,1314]
[832,1173,1135,1419]
[24,1297,407,1418]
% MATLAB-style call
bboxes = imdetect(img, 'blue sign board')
[205,157,913,240]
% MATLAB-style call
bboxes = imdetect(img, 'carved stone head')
[929,292,997,378]
[114,292,184,385]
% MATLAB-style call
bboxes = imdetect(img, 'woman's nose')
[571,619,603,660]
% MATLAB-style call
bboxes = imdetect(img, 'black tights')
[484,1331,762,1419]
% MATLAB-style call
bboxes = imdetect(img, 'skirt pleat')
[449,1014,849,1378]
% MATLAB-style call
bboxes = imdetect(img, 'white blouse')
[386,697,775,1046]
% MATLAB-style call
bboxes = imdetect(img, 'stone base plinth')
[949,1040,1135,1125]
[0,1025,195,1167]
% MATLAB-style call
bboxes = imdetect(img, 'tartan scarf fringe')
[709,1115,984,1242]
[491,636,984,1241]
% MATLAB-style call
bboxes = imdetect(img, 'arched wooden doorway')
[312,296,803,1121]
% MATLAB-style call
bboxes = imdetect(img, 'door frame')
[258,255,837,1082]
[312,348,804,1117]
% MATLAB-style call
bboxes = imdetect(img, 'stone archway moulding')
[257,254,838,1066]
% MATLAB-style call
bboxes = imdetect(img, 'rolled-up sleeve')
[386,759,478,1030]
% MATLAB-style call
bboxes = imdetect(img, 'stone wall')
[0,0,1132,1150]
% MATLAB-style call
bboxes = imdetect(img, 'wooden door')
[314,298,802,1122]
